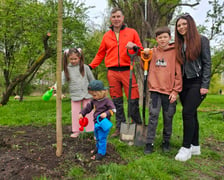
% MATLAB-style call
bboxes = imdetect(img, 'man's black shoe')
[162,141,170,152]
[144,143,153,154]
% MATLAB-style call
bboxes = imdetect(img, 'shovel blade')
[134,124,148,146]
[120,122,136,145]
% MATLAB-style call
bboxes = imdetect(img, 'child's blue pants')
[94,127,110,155]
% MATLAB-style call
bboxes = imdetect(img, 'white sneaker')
[191,145,201,155]
[175,147,191,162]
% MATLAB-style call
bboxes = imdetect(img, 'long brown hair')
[175,13,201,64]
[63,48,85,81]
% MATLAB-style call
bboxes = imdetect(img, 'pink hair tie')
[64,49,69,55]
[77,48,82,54]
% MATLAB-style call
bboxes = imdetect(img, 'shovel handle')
[140,49,153,71]
[127,46,139,123]
[127,46,139,61]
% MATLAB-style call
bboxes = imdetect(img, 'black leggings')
[179,84,206,148]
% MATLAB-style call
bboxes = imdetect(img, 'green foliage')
[211,49,224,76]
[83,31,108,82]
[0,0,90,99]
[207,0,224,40]
[209,74,224,94]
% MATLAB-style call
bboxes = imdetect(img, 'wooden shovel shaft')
[127,47,139,124]
[141,49,153,126]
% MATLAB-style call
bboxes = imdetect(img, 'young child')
[79,80,116,160]
[144,26,182,154]
[56,48,95,138]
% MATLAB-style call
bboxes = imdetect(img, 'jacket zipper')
[193,60,201,77]
[182,45,201,77]
[117,31,120,67]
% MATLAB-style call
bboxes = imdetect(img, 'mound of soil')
[0,125,126,179]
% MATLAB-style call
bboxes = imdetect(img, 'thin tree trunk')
[19,81,24,102]
[56,0,63,157]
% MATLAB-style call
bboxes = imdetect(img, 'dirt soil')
[0,125,126,180]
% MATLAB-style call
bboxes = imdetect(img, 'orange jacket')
[89,25,143,69]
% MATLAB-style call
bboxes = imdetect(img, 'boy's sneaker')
[162,141,170,152]
[144,143,154,154]
[191,145,201,155]
[175,147,191,162]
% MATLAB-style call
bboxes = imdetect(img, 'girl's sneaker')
[70,132,79,138]
[191,145,201,155]
[175,147,191,162]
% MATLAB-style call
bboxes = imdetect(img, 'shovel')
[120,46,140,145]
[134,48,153,146]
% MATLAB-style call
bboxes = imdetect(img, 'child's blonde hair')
[89,90,108,99]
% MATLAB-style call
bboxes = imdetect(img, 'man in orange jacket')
[89,7,143,137]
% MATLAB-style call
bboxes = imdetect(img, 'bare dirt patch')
[0,125,126,179]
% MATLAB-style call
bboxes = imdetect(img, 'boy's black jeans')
[146,92,177,144]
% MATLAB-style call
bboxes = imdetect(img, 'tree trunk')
[56,0,63,157]
[19,81,24,102]
[0,33,53,106]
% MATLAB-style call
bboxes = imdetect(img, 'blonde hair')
[89,90,108,99]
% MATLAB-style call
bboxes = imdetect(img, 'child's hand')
[79,114,83,119]
[169,93,177,103]
[100,113,107,119]
[143,48,151,55]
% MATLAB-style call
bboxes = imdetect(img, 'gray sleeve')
[201,36,211,89]
[85,65,95,82]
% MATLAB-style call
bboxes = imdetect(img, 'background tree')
[206,0,224,77]
[201,0,224,93]
[107,0,224,101]
[107,0,200,104]
[108,0,200,46]
[0,0,89,105]
[83,31,108,82]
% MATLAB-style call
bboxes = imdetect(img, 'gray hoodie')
[62,64,95,101]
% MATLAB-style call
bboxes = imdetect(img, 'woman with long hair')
[174,13,211,161]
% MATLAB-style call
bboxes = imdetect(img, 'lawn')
[0,95,223,179]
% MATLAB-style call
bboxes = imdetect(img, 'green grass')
[1,95,224,179]
[0,96,71,126]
